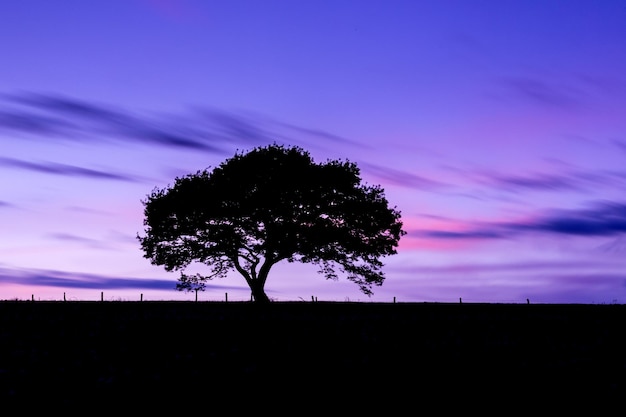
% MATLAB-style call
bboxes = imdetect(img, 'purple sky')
[1,0,626,303]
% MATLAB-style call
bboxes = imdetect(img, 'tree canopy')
[137,143,406,303]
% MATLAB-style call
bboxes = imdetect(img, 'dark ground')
[1,301,624,410]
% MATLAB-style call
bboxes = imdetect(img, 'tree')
[137,143,406,304]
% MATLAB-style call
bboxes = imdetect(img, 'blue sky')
[1,0,626,302]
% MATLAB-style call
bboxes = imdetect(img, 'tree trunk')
[250,282,271,304]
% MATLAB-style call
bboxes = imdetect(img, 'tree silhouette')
[137,143,406,303]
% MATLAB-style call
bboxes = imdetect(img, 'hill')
[1,301,623,410]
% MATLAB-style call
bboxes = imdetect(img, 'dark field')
[1,301,625,410]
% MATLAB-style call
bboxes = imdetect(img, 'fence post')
[101,291,104,302]
[141,293,143,302]
[64,292,66,302]
[393,296,396,303]
[225,292,228,302]
[459,297,462,304]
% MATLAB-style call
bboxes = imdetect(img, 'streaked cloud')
[0,109,75,136]
[487,172,581,192]
[499,76,581,108]
[418,230,505,239]
[4,92,220,151]
[0,266,241,291]
[64,206,114,216]
[596,236,626,254]
[612,139,626,154]
[360,162,448,191]
[412,200,626,240]
[390,271,626,305]
[466,166,626,196]
[389,259,626,279]
[0,91,357,155]
[45,233,116,250]
[520,201,626,236]
[46,231,139,249]
[0,157,141,182]
[273,119,366,149]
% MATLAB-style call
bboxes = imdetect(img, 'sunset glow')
[1,0,625,303]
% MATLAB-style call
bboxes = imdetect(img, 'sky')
[1,0,626,303]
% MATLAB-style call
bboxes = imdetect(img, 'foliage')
[137,143,406,303]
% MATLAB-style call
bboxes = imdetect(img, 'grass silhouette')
[0,300,623,409]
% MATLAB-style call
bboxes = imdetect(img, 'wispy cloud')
[360,162,448,191]
[499,76,581,108]
[412,200,626,240]
[45,233,117,250]
[0,267,175,290]
[0,157,141,182]
[1,91,357,155]
[45,231,139,250]
[0,266,242,292]
[4,92,221,151]
[418,230,505,239]
[0,109,76,136]
[273,119,367,149]
[65,206,114,216]
[487,172,581,192]
[612,139,626,154]
[465,166,626,196]
[520,201,626,236]
[389,259,623,275]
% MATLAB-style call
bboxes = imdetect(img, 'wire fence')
[2,291,622,305]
